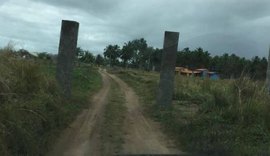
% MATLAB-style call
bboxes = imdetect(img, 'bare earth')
[48,70,183,156]
[47,70,111,156]
[109,73,183,155]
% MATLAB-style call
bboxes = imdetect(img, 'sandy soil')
[47,69,111,156]
[109,74,184,155]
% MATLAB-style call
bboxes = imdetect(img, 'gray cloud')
[0,0,270,58]
[32,0,121,17]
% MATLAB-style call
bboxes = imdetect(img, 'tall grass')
[0,49,102,155]
[174,75,270,155]
[115,69,270,156]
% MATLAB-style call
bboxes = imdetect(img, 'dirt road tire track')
[48,70,183,156]
[47,69,111,156]
[108,73,184,155]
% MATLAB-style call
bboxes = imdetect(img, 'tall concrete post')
[56,20,79,97]
[267,47,270,94]
[157,31,179,107]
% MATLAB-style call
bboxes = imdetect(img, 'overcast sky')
[0,0,270,58]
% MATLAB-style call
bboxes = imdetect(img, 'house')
[175,67,193,76]
[175,67,184,74]
[175,67,219,80]
[195,69,209,78]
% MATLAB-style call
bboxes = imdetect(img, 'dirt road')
[47,70,111,156]
[48,70,183,155]
[109,74,183,155]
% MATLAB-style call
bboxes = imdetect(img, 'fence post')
[56,20,79,97]
[267,47,270,94]
[157,31,179,107]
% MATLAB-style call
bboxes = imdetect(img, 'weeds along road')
[48,69,183,156]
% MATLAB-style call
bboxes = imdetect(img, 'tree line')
[176,47,268,79]
[10,38,267,80]
[34,47,105,66]
[103,38,268,80]
[103,38,162,70]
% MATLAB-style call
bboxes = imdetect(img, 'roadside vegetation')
[115,69,270,156]
[100,79,126,156]
[0,48,102,155]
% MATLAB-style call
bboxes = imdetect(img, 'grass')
[100,78,126,156]
[113,68,270,156]
[0,50,102,156]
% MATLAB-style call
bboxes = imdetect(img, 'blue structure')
[209,72,219,80]
[196,69,220,80]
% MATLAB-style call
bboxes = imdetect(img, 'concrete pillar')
[157,31,179,107]
[56,20,79,97]
[267,47,270,94]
